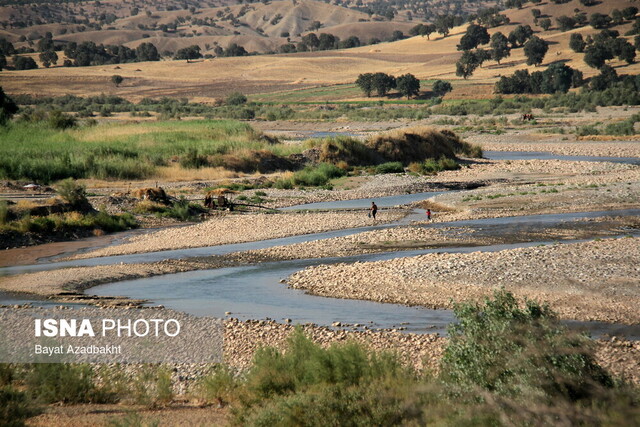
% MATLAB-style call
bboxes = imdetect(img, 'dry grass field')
[2,0,639,103]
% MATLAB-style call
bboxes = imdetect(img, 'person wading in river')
[370,202,378,220]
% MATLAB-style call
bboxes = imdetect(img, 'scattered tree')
[523,36,548,66]
[39,50,58,67]
[509,25,534,48]
[457,24,490,51]
[372,72,396,96]
[396,73,420,99]
[432,80,452,96]
[556,16,576,32]
[456,50,481,79]
[490,32,511,65]
[538,18,552,31]
[174,45,202,62]
[584,43,614,69]
[569,33,586,53]
[435,15,455,38]
[13,55,38,70]
[590,13,611,29]
[355,73,374,97]
[622,7,638,21]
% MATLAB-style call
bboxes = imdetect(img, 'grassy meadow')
[0,117,482,185]
[0,120,298,183]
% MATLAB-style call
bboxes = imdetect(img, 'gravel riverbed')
[286,237,640,324]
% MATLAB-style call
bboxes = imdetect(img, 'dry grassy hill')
[2,0,639,102]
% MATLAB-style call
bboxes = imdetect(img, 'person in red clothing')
[426,209,432,221]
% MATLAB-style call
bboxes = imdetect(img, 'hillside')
[1,0,639,102]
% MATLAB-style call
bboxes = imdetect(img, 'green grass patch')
[0,120,295,183]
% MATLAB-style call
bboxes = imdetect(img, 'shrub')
[235,328,415,424]
[410,156,461,174]
[197,365,239,406]
[56,179,88,209]
[0,386,41,426]
[375,161,404,174]
[441,289,613,402]
[26,364,116,404]
[130,365,174,407]
[225,92,247,106]
[276,162,346,188]
[47,110,77,129]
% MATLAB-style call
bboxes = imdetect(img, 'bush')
[0,386,41,427]
[441,289,613,401]
[47,110,77,129]
[56,179,88,209]
[235,328,415,424]
[276,162,346,188]
[225,92,247,106]
[26,364,116,404]
[409,156,461,174]
[375,161,404,174]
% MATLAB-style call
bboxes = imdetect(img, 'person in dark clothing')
[370,202,378,219]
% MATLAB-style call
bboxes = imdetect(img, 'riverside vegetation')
[2,291,638,426]
[0,116,482,184]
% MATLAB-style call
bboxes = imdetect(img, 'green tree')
[540,63,574,93]
[371,72,396,96]
[224,43,248,57]
[508,24,533,47]
[569,33,586,53]
[0,54,6,71]
[0,37,15,56]
[455,50,481,79]
[489,32,510,65]
[590,13,611,29]
[435,15,454,38]
[584,43,613,69]
[111,74,123,87]
[610,9,624,26]
[318,33,339,50]
[135,42,159,61]
[395,73,420,99]
[355,73,374,97]
[174,45,202,62]
[13,56,38,70]
[538,18,552,31]
[432,80,452,96]
[556,15,576,32]
[457,24,490,51]
[622,7,638,21]
[523,36,548,66]
[301,33,320,51]
[618,41,636,64]
[39,50,58,67]
[0,87,18,125]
